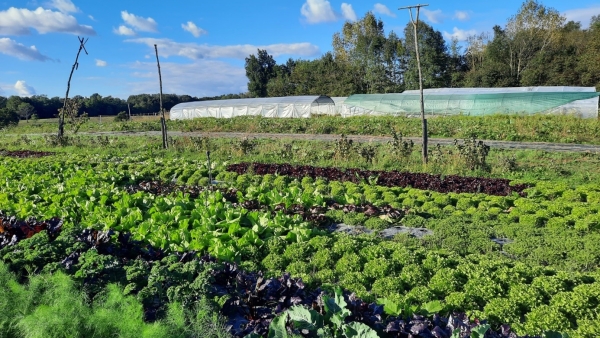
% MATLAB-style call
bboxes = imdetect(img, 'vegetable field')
[1,136,600,338]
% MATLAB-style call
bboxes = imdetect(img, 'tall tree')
[578,16,600,89]
[464,26,517,87]
[286,52,359,97]
[16,102,36,122]
[0,108,19,128]
[333,12,403,93]
[519,21,586,86]
[382,31,405,93]
[403,22,450,89]
[6,96,22,113]
[448,37,468,88]
[267,59,296,97]
[245,49,276,97]
[84,93,103,116]
[505,0,565,84]
[465,32,490,73]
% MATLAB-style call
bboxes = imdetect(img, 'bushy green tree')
[403,21,450,89]
[0,107,19,128]
[333,12,405,93]
[17,102,36,122]
[245,49,276,97]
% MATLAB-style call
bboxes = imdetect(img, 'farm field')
[1,131,600,337]
[8,114,600,145]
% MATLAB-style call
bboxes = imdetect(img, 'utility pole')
[399,3,428,164]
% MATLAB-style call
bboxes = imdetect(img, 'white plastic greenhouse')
[330,97,347,115]
[341,86,599,118]
[170,96,336,119]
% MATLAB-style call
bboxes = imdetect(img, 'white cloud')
[95,59,107,67]
[373,3,396,18]
[113,25,136,36]
[443,27,477,41]
[421,8,444,24]
[126,38,320,60]
[181,21,207,38]
[127,60,247,97]
[121,10,157,32]
[0,7,96,35]
[14,80,36,97]
[88,15,95,21]
[0,38,52,61]
[341,3,357,22]
[47,0,78,13]
[454,10,470,21]
[301,0,337,24]
[563,6,600,28]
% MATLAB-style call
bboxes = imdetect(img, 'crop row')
[0,214,561,338]
[226,163,529,196]
[2,155,600,272]
[2,154,600,335]
[0,148,55,158]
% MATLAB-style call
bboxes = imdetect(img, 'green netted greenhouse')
[341,87,599,118]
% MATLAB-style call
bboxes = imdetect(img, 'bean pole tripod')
[58,36,88,139]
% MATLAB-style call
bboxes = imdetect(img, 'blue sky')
[1,0,599,99]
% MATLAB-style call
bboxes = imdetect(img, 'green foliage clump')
[113,111,129,122]
[261,253,287,273]
[310,249,335,270]
[400,264,428,289]
[335,253,363,274]
[363,217,389,230]
[363,259,393,281]
[342,211,367,226]
[456,197,476,210]
[283,242,312,262]
[0,262,230,338]
[371,276,404,298]
[428,268,462,298]
[519,214,545,228]
[325,209,345,223]
[0,107,19,128]
[401,214,428,228]
[522,305,570,335]
[560,190,585,202]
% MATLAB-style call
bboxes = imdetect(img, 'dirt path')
[20,131,600,153]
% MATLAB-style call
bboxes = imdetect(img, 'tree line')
[2,0,599,127]
[245,0,600,98]
[0,92,249,124]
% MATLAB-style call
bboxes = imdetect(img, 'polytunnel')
[330,97,348,115]
[170,95,335,119]
[341,87,600,118]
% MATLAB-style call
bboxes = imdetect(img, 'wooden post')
[154,44,168,149]
[59,36,88,139]
[399,4,428,164]
[127,103,132,120]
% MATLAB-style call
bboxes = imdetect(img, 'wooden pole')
[59,36,88,139]
[399,4,428,164]
[154,44,168,149]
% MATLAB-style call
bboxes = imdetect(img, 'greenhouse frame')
[330,97,348,115]
[341,87,600,118]
[170,95,336,119]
